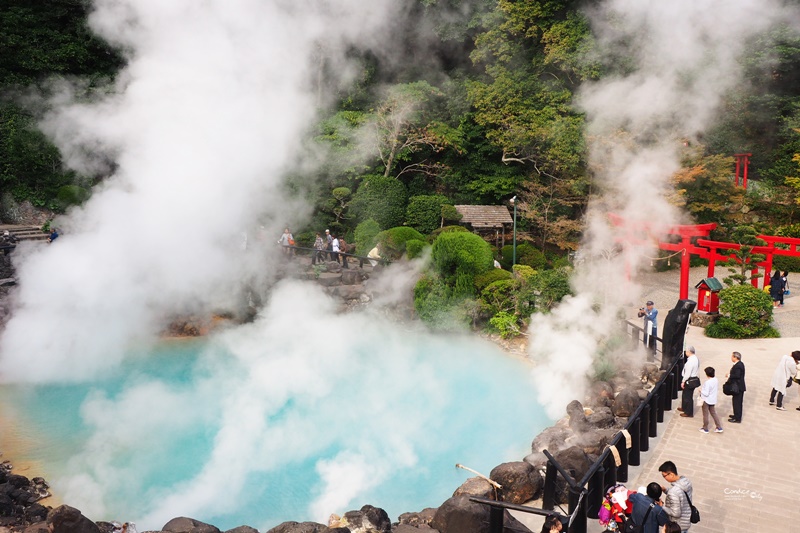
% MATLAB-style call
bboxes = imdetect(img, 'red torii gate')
[609,214,800,303]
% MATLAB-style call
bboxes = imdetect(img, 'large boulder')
[162,517,220,533]
[317,272,342,287]
[396,508,436,529]
[611,387,642,417]
[47,506,101,533]
[265,522,326,533]
[552,446,591,484]
[224,527,259,533]
[577,428,620,456]
[586,406,617,429]
[489,462,543,504]
[430,495,488,533]
[341,505,391,533]
[566,400,590,433]
[452,477,495,499]
[531,426,571,454]
[586,381,615,408]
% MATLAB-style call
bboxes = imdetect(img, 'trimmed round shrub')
[350,175,408,229]
[480,279,516,316]
[405,238,428,260]
[406,195,449,235]
[474,268,513,292]
[429,224,468,243]
[354,219,381,255]
[375,227,426,260]
[431,232,494,293]
[500,243,547,270]
[512,264,536,281]
[706,284,778,338]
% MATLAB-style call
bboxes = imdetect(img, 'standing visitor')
[339,235,349,269]
[637,300,658,355]
[312,232,325,265]
[770,270,784,307]
[325,229,333,259]
[331,234,340,263]
[628,483,669,533]
[277,228,293,255]
[780,270,789,305]
[659,461,694,533]
[769,351,800,410]
[698,367,722,434]
[724,352,746,423]
[679,346,700,418]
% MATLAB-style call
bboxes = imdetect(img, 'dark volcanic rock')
[396,508,436,529]
[224,526,259,533]
[48,505,101,533]
[265,522,326,533]
[566,400,590,433]
[162,517,221,533]
[586,406,617,429]
[489,462,543,504]
[342,505,391,532]
[452,477,495,499]
[531,426,571,454]
[611,387,641,417]
[430,495,489,533]
[552,446,591,483]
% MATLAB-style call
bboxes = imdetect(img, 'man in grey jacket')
[659,461,693,532]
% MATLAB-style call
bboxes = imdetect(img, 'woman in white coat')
[769,351,800,410]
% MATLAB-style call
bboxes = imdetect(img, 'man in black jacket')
[726,352,746,423]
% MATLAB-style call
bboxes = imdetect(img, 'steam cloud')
[0,0,408,381]
[528,0,797,418]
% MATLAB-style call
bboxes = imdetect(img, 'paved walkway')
[627,269,800,533]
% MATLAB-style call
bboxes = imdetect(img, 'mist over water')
[2,282,550,530]
[527,0,799,418]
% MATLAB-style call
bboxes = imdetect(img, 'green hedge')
[500,243,547,270]
[706,284,779,338]
[350,175,408,229]
[375,227,426,260]
[431,231,494,297]
[405,239,428,259]
[354,219,382,255]
[474,268,513,291]
[406,195,449,234]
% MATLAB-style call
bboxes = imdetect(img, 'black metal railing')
[278,244,391,266]
[473,316,687,533]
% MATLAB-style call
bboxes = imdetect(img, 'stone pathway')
[625,268,800,533]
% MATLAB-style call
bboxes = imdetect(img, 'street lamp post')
[510,196,517,266]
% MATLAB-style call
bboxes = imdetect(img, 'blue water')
[1,333,551,531]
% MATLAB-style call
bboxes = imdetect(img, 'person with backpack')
[627,483,669,533]
[659,461,695,532]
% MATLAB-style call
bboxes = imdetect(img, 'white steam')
[528,0,796,416]
[0,0,407,382]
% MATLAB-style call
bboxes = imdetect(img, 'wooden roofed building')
[454,204,514,249]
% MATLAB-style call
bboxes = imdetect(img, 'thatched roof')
[454,205,514,229]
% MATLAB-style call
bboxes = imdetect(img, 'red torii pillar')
[734,153,752,189]
[657,223,718,300]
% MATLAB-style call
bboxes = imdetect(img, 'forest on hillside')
[3,0,800,337]
[3,0,800,243]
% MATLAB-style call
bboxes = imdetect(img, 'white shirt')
[700,376,718,405]
[332,238,340,252]
[682,354,699,384]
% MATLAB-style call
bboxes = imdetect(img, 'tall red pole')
[735,156,741,187]
[743,154,749,189]
[680,238,690,300]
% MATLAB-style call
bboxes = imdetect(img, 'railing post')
[649,394,659,437]
[543,461,558,510]
[488,505,504,533]
[628,418,641,466]
[615,437,629,482]
[587,465,604,519]
[603,453,617,493]
[640,403,650,452]
[567,489,587,533]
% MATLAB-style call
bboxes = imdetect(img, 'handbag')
[722,379,740,396]
[682,489,700,524]
[685,376,701,389]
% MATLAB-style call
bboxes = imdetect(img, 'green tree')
[431,231,494,297]
[406,194,450,234]
[350,174,409,229]
[354,219,382,255]
[670,151,744,224]
[721,226,767,286]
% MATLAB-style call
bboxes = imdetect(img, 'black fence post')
[587,465,604,519]
[543,461,558,510]
[615,437,629,482]
[628,418,641,466]
[639,403,650,452]
[567,489,587,533]
[649,394,659,437]
[603,453,617,493]
[488,505,504,533]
